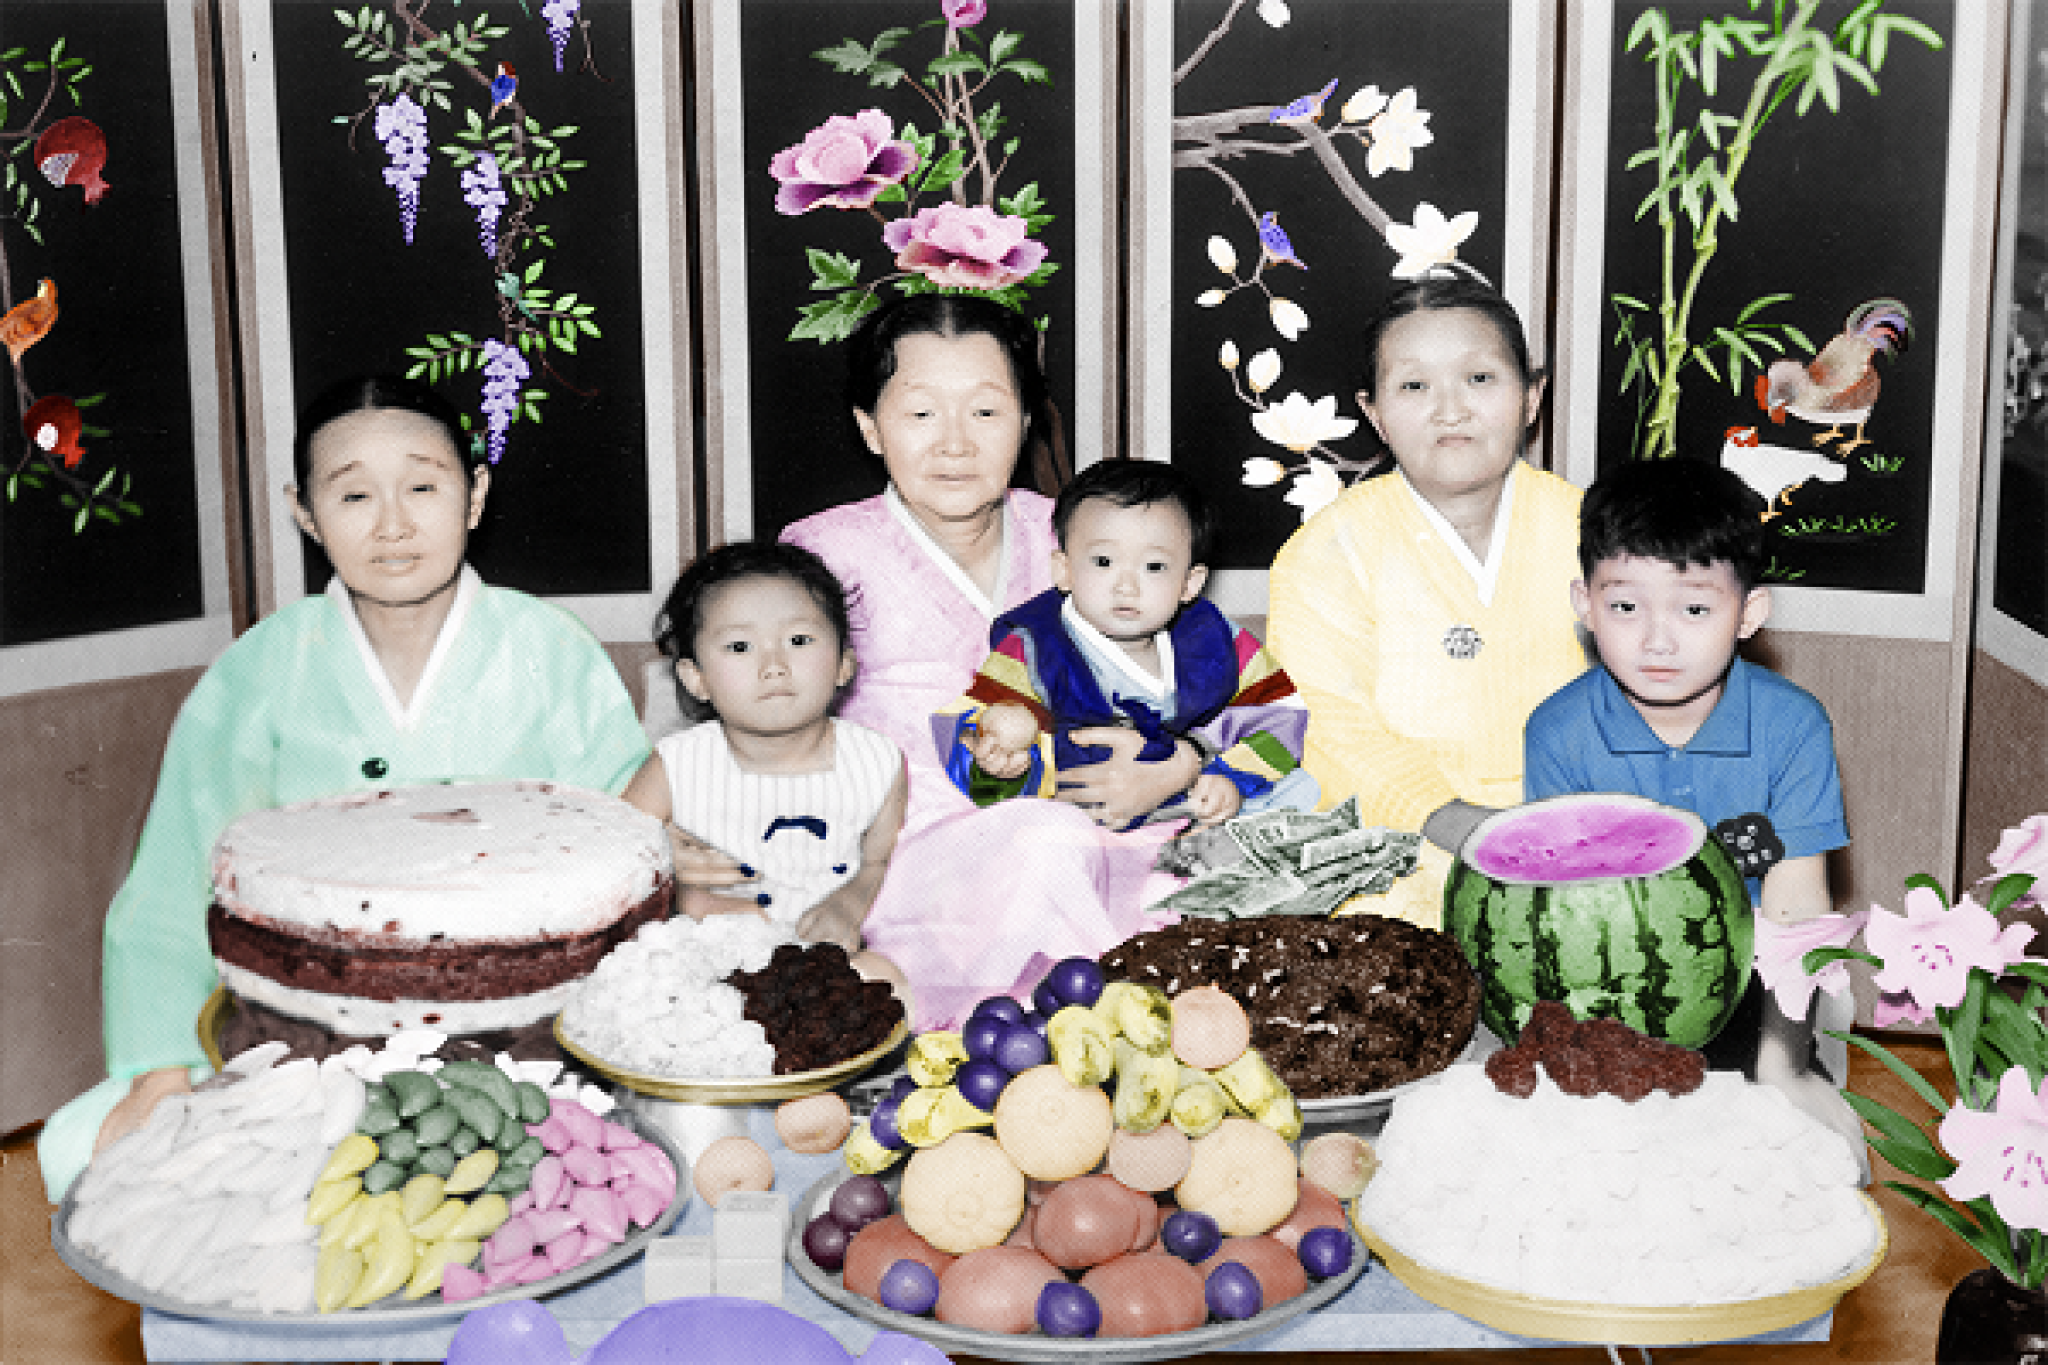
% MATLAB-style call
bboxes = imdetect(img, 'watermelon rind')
[1445,795,1753,1049]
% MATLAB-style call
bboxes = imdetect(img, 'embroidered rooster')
[1754,298,1912,456]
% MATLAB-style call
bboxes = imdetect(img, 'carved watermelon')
[1444,793,1752,1049]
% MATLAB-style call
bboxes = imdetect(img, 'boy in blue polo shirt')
[1523,458,1859,1152]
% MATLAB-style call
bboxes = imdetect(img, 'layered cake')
[1099,915,1479,1098]
[1357,1060,1876,1306]
[208,781,673,1036]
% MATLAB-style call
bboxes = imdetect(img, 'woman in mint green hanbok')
[38,376,650,1201]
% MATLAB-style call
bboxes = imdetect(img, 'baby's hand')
[666,823,752,887]
[797,899,863,954]
[1186,773,1242,827]
[969,702,1039,780]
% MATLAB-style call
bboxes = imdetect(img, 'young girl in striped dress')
[622,542,909,997]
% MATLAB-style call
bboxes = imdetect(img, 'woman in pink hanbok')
[782,296,1191,1028]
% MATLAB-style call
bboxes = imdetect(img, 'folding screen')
[226,0,687,640]
[1131,0,1557,618]
[1985,0,2048,683]
[1558,0,1993,641]
[0,0,233,694]
[697,0,1114,541]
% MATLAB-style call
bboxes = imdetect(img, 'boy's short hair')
[1578,458,1769,593]
[1052,459,1214,565]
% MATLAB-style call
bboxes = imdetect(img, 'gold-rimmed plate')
[555,1016,908,1104]
[1352,1192,1887,1346]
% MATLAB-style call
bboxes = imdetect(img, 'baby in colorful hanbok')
[939,459,1317,830]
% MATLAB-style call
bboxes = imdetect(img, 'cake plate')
[1295,1025,1499,1128]
[557,1017,908,1161]
[1351,1192,1888,1346]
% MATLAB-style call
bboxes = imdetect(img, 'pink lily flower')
[1867,887,2034,1016]
[1753,908,1869,1020]
[1941,1065,2048,1232]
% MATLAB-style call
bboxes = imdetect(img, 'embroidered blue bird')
[1269,78,1338,126]
[1257,212,1307,271]
[489,62,518,118]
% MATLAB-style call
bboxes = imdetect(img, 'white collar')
[1061,596,1173,701]
[1398,463,1517,606]
[884,485,1007,619]
[325,564,480,731]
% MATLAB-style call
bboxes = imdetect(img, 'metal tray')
[1352,1192,1887,1346]
[787,1167,1367,1362]
[51,1107,688,1325]
[556,1016,907,1104]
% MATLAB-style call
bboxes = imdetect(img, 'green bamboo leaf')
[1625,7,1664,51]
[1625,147,1661,172]
[1835,49,1878,100]
[1736,292,1794,324]
[74,504,88,533]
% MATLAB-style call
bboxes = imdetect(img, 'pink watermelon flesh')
[1466,799,1701,883]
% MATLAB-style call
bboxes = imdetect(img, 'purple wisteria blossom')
[462,153,507,259]
[375,93,430,245]
[543,0,582,73]
[479,338,530,465]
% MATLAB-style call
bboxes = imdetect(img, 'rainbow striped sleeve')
[1198,629,1310,797]
[936,632,1058,804]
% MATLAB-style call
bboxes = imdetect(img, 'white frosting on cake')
[216,962,579,1037]
[1357,1063,1877,1307]
[212,781,669,941]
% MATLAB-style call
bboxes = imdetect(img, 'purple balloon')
[576,1297,856,1364]
[444,1300,573,1365]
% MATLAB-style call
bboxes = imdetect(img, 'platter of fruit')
[51,1041,688,1324]
[786,960,1369,1361]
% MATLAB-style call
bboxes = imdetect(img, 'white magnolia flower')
[1269,296,1309,340]
[1258,0,1291,27]
[1342,84,1387,124]
[1208,235,1239,274]
[1284,461,1345,520]
[1219,339,1241,370]
[1366,87,1434,177]
[1197,289,1228,308]
[1252,391,1358,452]
[1242,457,1288,487]
[1386,202,1479,280]
[1247,348,1283,395]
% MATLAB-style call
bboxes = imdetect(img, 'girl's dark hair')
[292,374,471,492]
[654,540,853,695]
[1578,457,1768,594]
[1356,276,1540,402]
[1053,458,1215,566]
[844,293,1067,492]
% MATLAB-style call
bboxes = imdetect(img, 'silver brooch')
[1442,625,1483,659]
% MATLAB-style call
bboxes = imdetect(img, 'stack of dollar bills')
[1150,797,1423,920]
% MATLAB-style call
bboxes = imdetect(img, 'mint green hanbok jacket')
[98,568,649,1081]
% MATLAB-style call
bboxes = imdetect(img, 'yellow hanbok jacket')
[1266,462,1587,926]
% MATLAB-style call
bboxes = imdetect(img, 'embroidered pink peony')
[1867,887,2036,1016]
[943,0,987,28]
[882,203,1048,289]
[1941,1065,2048,1232]
[770,110,917,216]
[1753,908,1868,1020]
